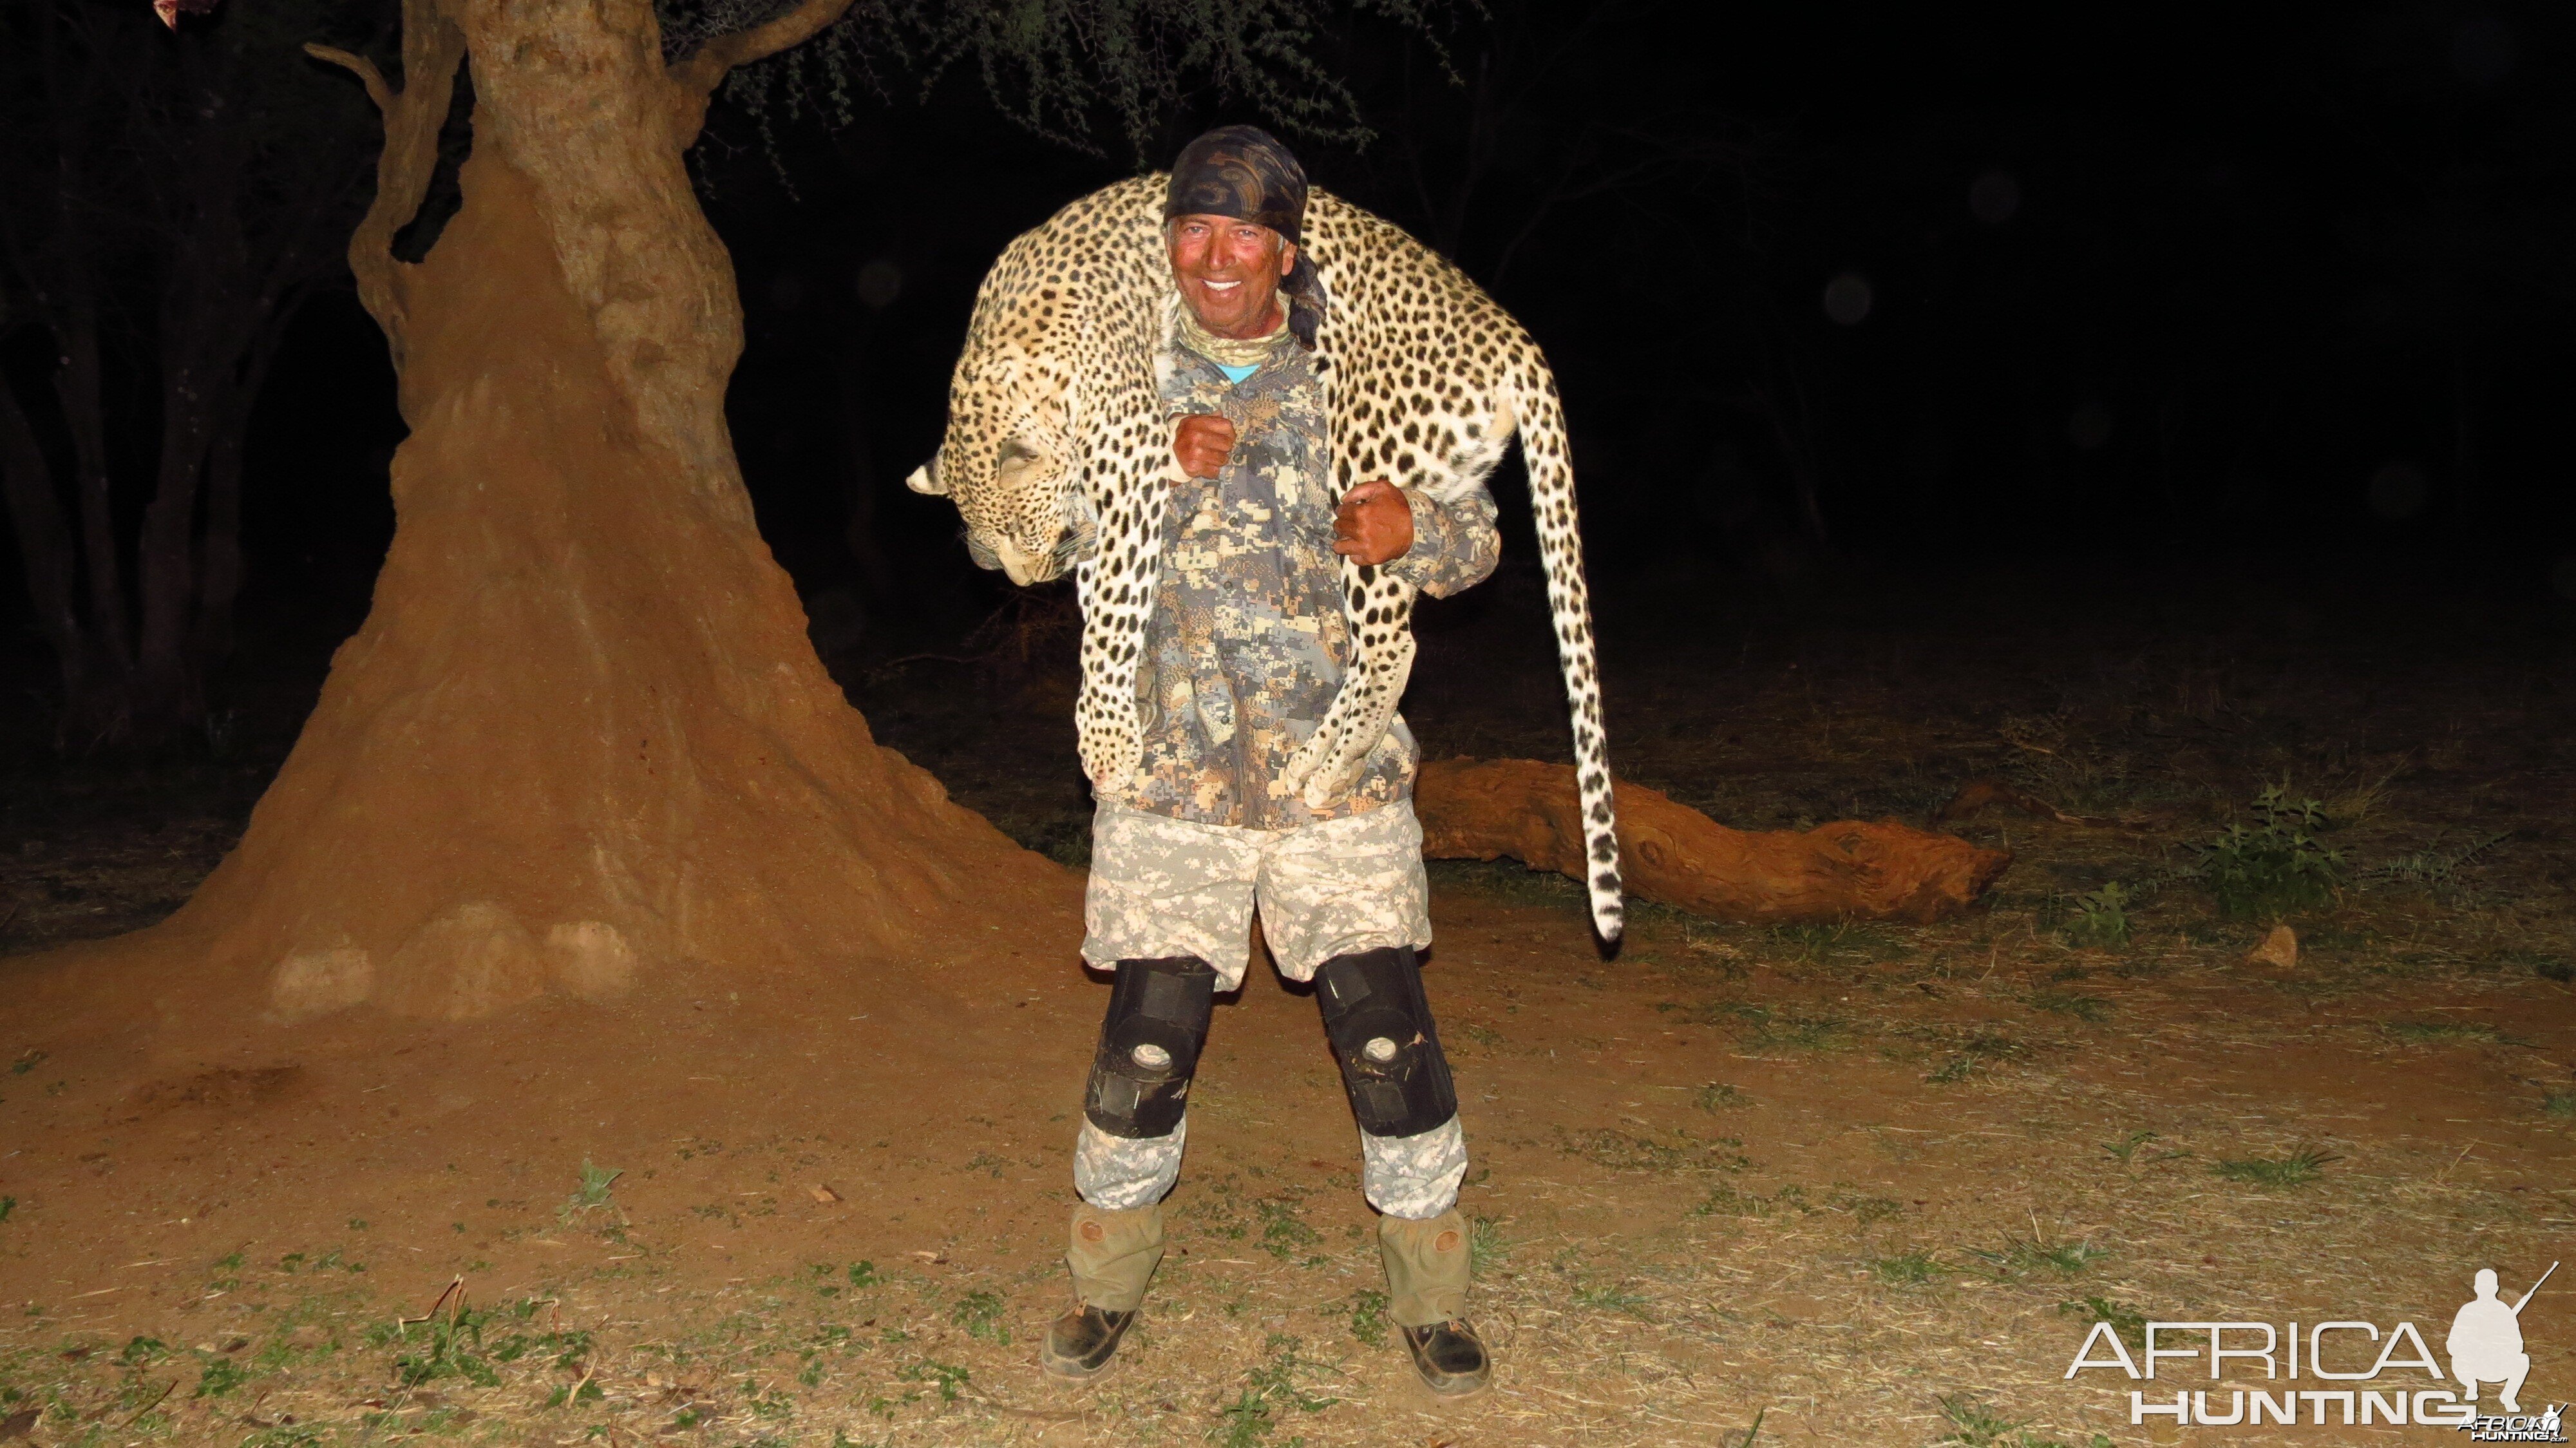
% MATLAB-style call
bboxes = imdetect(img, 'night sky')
[66,2,2576,672]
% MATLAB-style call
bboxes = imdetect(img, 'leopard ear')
[905,452,946,496]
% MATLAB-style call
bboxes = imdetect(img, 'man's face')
[1168,214,1295,339]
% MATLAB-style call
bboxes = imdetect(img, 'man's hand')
[1174,414,1235,479]
[1334,480,1414,566]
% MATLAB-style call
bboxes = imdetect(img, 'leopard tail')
[1513,358,1623,944]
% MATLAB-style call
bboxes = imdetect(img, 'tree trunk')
[127,0,1056,1025]
[0,354,127,749]
[185,278,311,691]
[133,79,252,745]
[191,374,254,682]
[0,376,88,706]
[132,325,218,741]
[1417,757,2011,924]
[55,281,132,699]
[15,0,134,710]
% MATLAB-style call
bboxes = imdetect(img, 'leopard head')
[905,363,1089,586]
[905,235,1112,586]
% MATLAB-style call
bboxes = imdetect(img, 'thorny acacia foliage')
[658,0,1454,157]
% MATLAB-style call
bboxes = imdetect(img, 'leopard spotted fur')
[908,176,1622,942]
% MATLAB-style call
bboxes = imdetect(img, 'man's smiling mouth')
[1201,278,1242,291]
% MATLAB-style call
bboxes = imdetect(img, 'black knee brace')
[1316,946,1457,1138]
[1083,956,1217,1139]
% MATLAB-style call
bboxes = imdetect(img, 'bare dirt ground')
[3,567,2573,1447]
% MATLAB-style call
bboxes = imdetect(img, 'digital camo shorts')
[1081,797,1434,991]
[1074,797,1466,1220]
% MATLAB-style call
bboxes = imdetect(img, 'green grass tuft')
[1573,1283,1656,1320]
[1705,1002,1850,1051]
[2360,831,2508,898]
[1211,1335,1336,1446]
[2192,785,2344,919]
[1965,1237,2105,1279]
[2024,989,2113,1023]
[1921,1028,2025,1083]
[895,1358,970,1403]
[193,1356,250,1398]
[1255,1198,1320,1262]
[946,1290,1009,1344]
[1347,1288,1388,1347]
[1936,1393,2114,1447]
[2056,1295,2148,1349]
[1692,1183,1776,1217]
[2213,1148,2337,1188]
[1871,1250,1945,1286]
[2099,1130,2158,1164]
[2061,882,2134,948]
[558,1159,624,1225]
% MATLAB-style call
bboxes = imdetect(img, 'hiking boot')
[1046,1202,1162,1380]
[1401,1318,1492,1396]
[1379,1208,1487,1394]
[1041,1304,1137,1379]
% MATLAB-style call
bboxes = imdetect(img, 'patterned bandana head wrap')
[1165,125,1327,349]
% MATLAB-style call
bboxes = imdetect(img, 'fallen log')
[1416,757,2011,925]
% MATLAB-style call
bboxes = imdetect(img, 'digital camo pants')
[1075,799,1469,1221]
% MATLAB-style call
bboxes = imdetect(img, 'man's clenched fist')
[1174,415,1412,565]
[1334,480,1414,566]
[1174,414,1236,479]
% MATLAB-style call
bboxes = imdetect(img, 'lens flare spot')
[1823,273,1873,325]
[1969,170,2021,225]
[2367,461,2429,520]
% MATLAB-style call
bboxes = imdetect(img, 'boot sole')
[1040,1346,1118,1380]
[1415,1367,1492,1398]
[1041,1336,1130,1381]
[1403,1329,1492,1398]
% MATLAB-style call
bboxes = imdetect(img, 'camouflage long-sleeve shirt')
[1101,306,1501,830]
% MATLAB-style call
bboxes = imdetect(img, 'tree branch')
[669,0,858,97]
[302,43,392,115]
[307,5,465,369]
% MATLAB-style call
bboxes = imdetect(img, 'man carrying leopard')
[1042,126,1499,1397]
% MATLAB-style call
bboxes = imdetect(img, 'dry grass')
[6,883,2564,1445]
[6,576,2573,1443]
